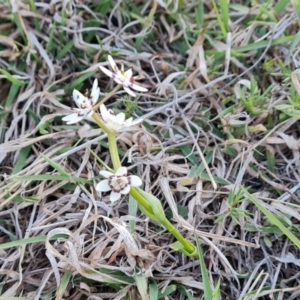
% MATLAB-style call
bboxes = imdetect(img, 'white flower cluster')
[62,55,147,202]
[63,55,147,130]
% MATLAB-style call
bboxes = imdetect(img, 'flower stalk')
[129,187,155,214]
[91,112,121,170]
[62,63,197,257]
[129,187,196,256]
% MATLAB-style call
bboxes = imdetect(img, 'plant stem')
[130,187,154,213]
[107,132,121,170]
[86,147,114,172]
[130,187,196,255]
[160,218,195,254]
[91,112,121,170]
[91,112,111,133]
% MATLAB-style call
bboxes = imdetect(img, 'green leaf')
[0,68,26,86]
[13,174,93,184]
[177,285,196,300]
[149,280,159,300]
[220,0,229,33]
[275,104,300,118]
[212,279,221,300]
[41,153,69,176]
[129,194,138,233]
[0,234,68,250]
[179,144,199,165]
[5,84,21,107]
[242,187,300,250]
[56,40,74,60]
[233,36,294,53]
[39,121,50,134]
[12,145,31,174]
[158,285,176,297]
[9,195,39,203]
[134,272,149,300]
[56,270,72,300]
[169,241,198,257]
[274,0,290,14]
[135,188,166,223]
[198,173,230,185]
[63,71,96,94]
[291,0,300,28]
[99,269,135,284]
[196,0,204,30]
[195,236,213,300]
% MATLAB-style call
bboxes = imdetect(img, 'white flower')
[100,104,133,131]
[96,167,142,202]
[99,55,148,97]
[62,79,100,124]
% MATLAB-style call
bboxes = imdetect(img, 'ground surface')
[1,0,300,299]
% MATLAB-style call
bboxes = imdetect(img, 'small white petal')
[114,78,124,85]
[110,191,121,202]
[114,112,126,125]
[96,179,111,192]
[124,68,133,79]
[123,85,136,97]
[130,83,148,92]
[110,123,122,131]
[100,104,108,120]
[100,104,134,131]
[62,113,84,124]
[91,79,97,92]
[115,167,127,176]
[90,79,100,105]
[100,170,114,178]
[108,55,118,72]
[121,185,131,195]
[129,175,142,187]
[73,90,87,108]
[128,118,142,127]
[124,117,133,126]
[99,65,114,78]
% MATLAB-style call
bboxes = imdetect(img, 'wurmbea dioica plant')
[63,55,197,257]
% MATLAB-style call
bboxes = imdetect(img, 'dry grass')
[1,0,300,299]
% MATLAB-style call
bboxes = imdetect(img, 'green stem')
[86,147,114,172]
[130,187,196,255]
[91,112,111,133]
[160,218,195,254]
[130,187,154,213]
[91,112,121,170]
[107,132,121,170]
